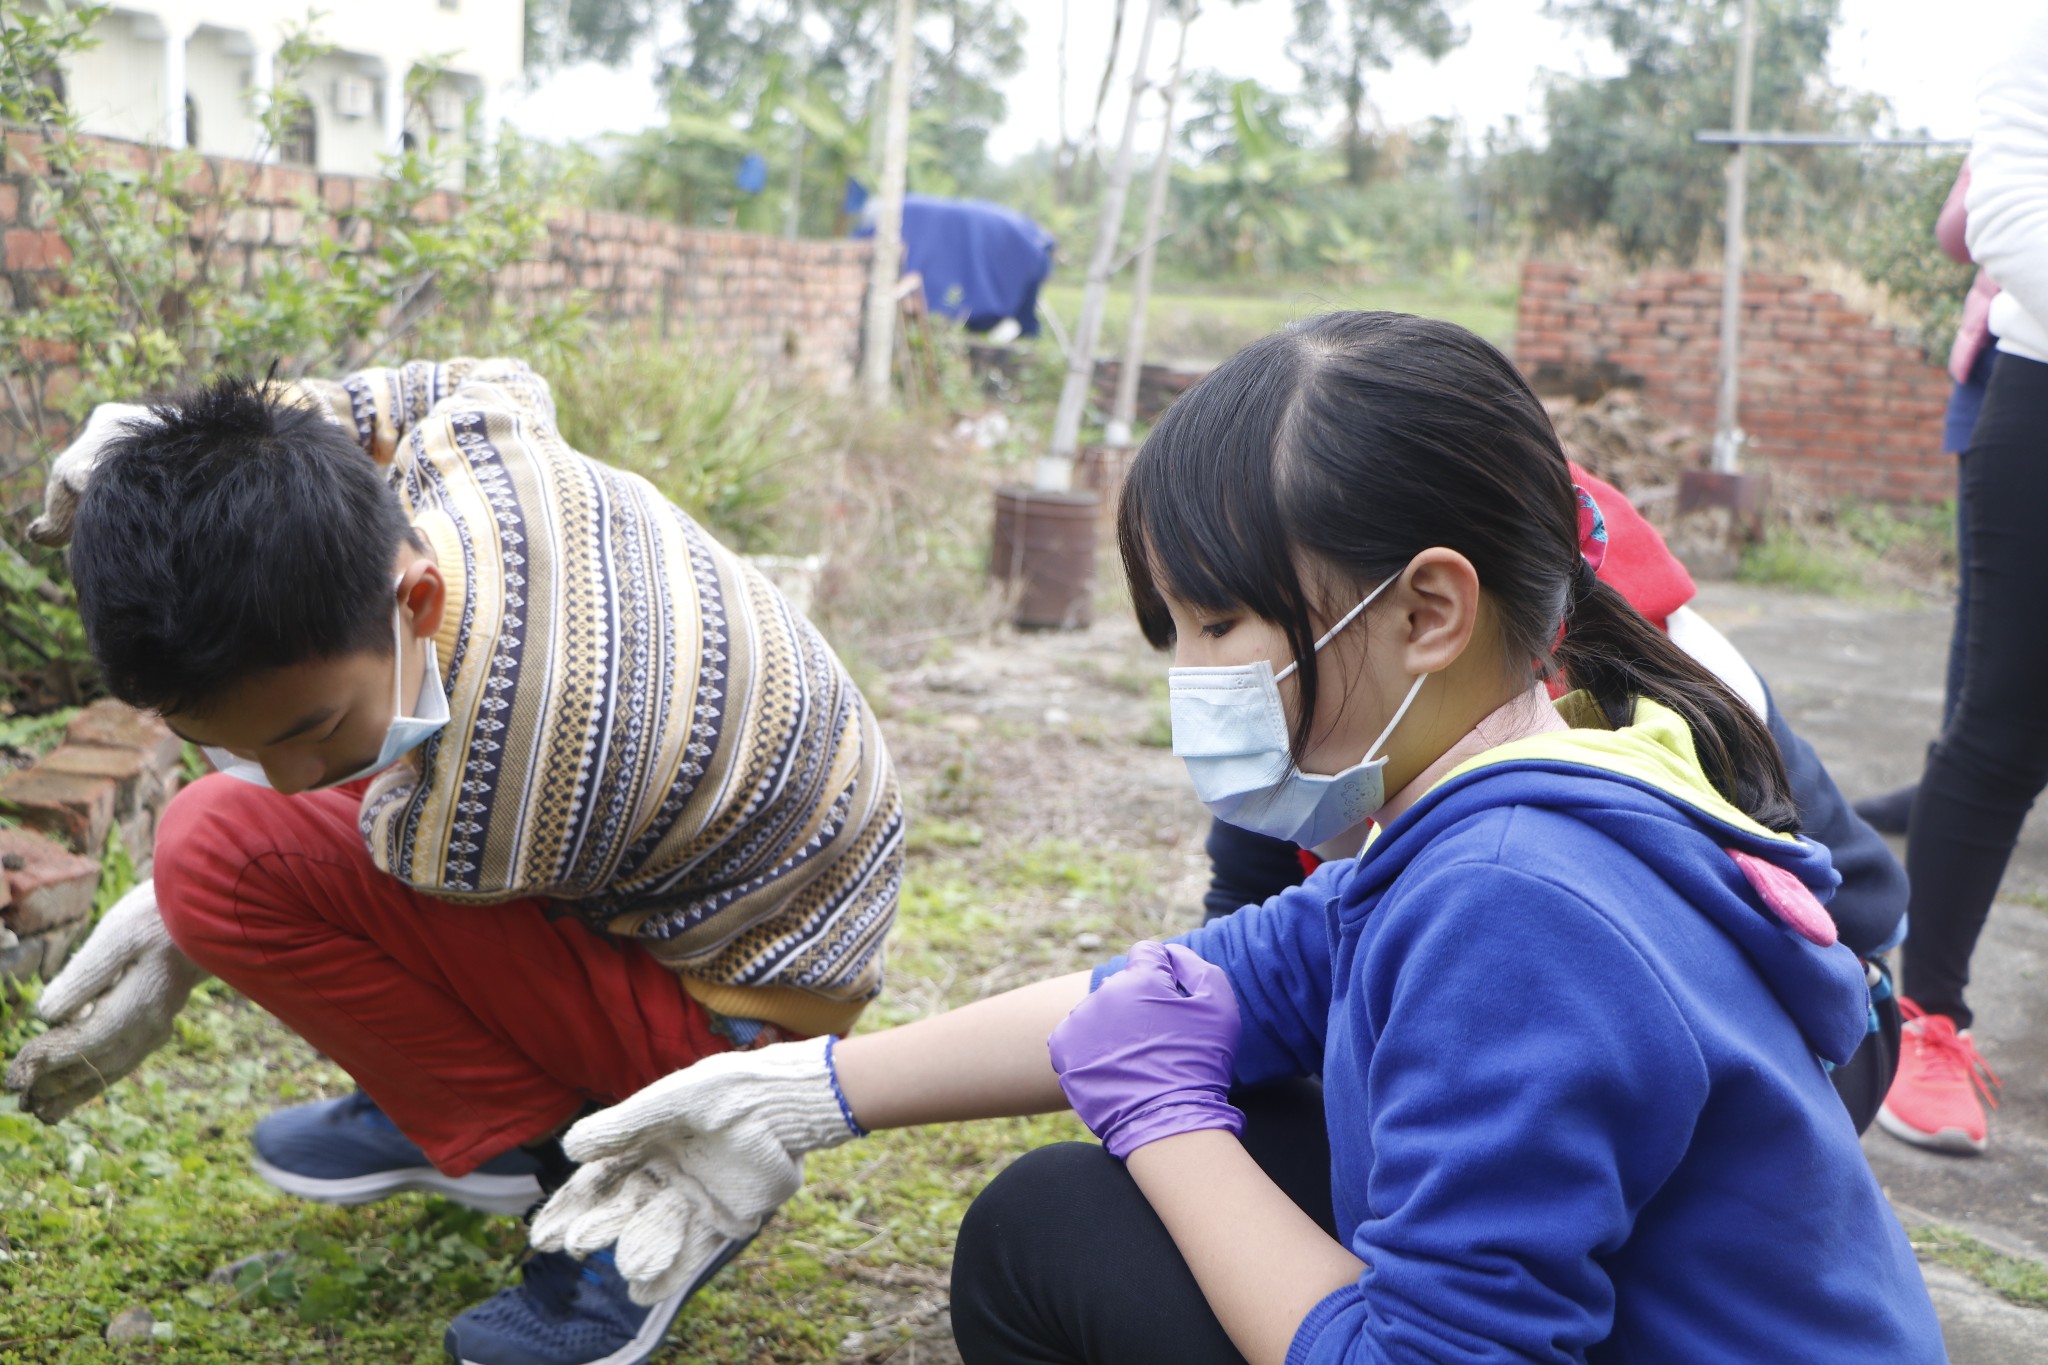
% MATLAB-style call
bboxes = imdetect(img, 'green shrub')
[549,337,820,551]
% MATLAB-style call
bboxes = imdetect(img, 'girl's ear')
[1396,548,1482,677]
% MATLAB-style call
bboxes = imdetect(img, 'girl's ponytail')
[1555,569,1800,833]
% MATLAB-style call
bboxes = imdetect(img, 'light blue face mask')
[204,578,450,793]
[1168,575,1427,851]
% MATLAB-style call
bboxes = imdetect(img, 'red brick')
[67,699,183,775]
[37,743,156,821]
[4,227,69,271]
[0,182,17,223]
[0,827,100,936]
[18,337,76,364]
[0,767,115,854]
[3,130,50,175]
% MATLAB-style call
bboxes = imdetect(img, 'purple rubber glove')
[1048,940,1244,1160]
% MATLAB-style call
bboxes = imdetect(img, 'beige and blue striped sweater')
[293,359,900,1037]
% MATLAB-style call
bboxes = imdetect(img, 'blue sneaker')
[251,1090,542,1216]
[443,1240,754,1365]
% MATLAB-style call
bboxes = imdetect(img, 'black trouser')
[951,1080,1333,1365]
[1905,352,2048,1028]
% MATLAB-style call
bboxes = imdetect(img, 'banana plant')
[1177,79,1339,273]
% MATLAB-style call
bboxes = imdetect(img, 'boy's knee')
[153,773,279,960]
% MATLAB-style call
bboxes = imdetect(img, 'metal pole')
[858,0,916,409]
[1712,0,1758,474]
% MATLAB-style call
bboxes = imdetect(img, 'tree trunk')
[1054,0,1073,203]
[1079,0,1128,203]
[1342,51,1371,186]
[1106,6,1192,450]
[785,0,806,240]
[1043,0,1163,489]
[859,0,916,409]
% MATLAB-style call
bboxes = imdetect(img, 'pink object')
[1936,163,1973,264]
[1723,847,1838,947]
[1938,162,2003,384]
[1879,1000,2001,1154]
[1951,271,2001,385]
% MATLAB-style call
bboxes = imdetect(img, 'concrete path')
[1695,583,2048,1362]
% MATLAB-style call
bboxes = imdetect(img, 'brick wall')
[1515,261,1952,503]
[0,700,186,988]
[0,130,872,462]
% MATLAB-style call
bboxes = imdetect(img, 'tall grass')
[550,337,815,552]
[551,336,1020,674]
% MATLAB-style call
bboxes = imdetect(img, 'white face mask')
[1168,575,1427,851]
[204,578,450,793]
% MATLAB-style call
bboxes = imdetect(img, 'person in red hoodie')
[1199,465,1907,1131]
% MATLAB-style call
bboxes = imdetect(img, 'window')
[279,105,317,167]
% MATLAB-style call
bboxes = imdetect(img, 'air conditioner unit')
[333,75,374,120]
[427,88,465,132]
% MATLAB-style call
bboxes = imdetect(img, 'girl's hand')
[1048,941,1243,1159]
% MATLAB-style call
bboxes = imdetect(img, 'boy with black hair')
[4,360,902,1365]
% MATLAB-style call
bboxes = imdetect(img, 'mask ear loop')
[1274,574,1398,684]
[1362,670,1427,766]
[390,573,411,719]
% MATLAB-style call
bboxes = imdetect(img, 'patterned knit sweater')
[292,359,901,1037]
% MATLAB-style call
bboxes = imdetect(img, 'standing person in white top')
[1877,13,2048,1156]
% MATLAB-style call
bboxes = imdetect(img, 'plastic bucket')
[991,486,1100,631]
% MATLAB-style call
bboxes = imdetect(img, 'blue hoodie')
[1172,697,1945,1364]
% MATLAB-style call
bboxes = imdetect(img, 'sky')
[505,0,2010,156]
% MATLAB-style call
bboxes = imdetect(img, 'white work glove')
[4,880,209,1123]
[529,1035,862,1305]
[27,401,155,547]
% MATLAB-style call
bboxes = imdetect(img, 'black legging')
[951,1079,1332,1365]
[1905,352,2048,1027]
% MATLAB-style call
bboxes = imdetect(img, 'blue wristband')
[822,1036,868,1139]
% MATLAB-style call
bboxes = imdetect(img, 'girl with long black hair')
[525,313,1943,1364]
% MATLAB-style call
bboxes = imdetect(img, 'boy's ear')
[398,558,447,641]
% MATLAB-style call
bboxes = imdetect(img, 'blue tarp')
[855,191,1055,336]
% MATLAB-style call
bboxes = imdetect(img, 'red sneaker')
[1877,999,2001,1155]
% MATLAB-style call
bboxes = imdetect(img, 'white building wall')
[304,51,396,177]
[57,0,523,179]
[60,11,169,145]
[185,26,261,161]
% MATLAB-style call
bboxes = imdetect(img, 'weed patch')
[1910,1224,2048,1310]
